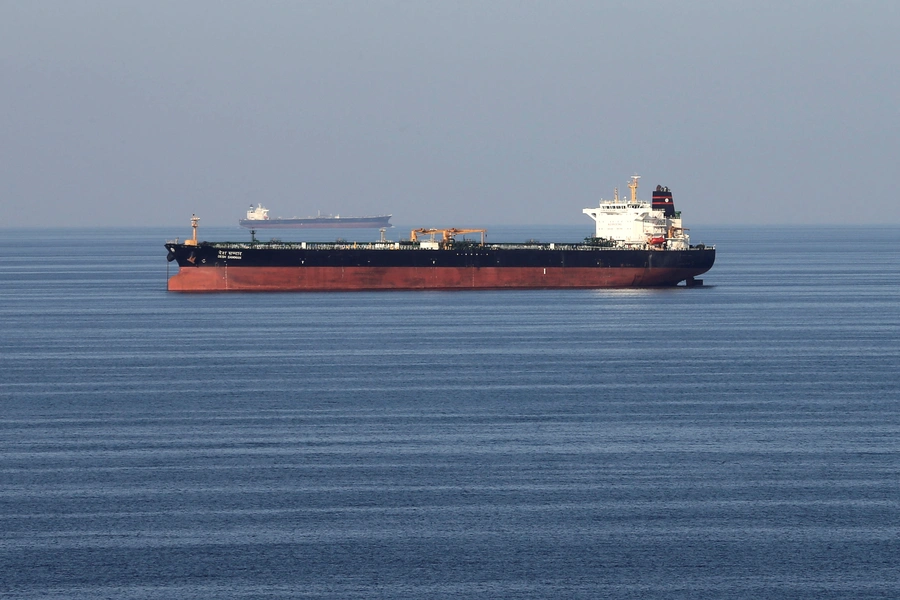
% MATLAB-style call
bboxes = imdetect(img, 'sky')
[1,0,898,228]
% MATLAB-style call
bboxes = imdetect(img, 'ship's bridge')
[582,175,690,249]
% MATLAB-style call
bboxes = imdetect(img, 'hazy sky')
[2,1,898,228]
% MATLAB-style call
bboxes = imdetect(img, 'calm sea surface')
[1,225,899,599]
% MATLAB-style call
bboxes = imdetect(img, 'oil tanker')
[165,175,714,292]
[239,204,393,229]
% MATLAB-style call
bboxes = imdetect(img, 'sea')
[1,224,898,599]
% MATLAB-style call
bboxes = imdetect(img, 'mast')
[628,175,640,203]
[185,214,199,246]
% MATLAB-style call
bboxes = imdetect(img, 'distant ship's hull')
[239,215,392,229]
[165,243,715,292]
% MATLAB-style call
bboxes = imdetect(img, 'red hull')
[167,266,703,292]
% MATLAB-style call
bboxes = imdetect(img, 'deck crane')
[410,228,487,246]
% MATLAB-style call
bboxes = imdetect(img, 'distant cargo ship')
[238,204,392,229]
[168,175,714,292]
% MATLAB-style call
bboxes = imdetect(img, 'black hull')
[167,242,714,271]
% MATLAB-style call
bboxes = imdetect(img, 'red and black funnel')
[652,185,676,217]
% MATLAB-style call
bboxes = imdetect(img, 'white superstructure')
[244,204,270,221]
[582,175,690,250]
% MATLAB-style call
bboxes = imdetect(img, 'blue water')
[1,225,899,599]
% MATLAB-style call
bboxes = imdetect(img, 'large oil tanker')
[239,204,392,229]
[166,175,714,292]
